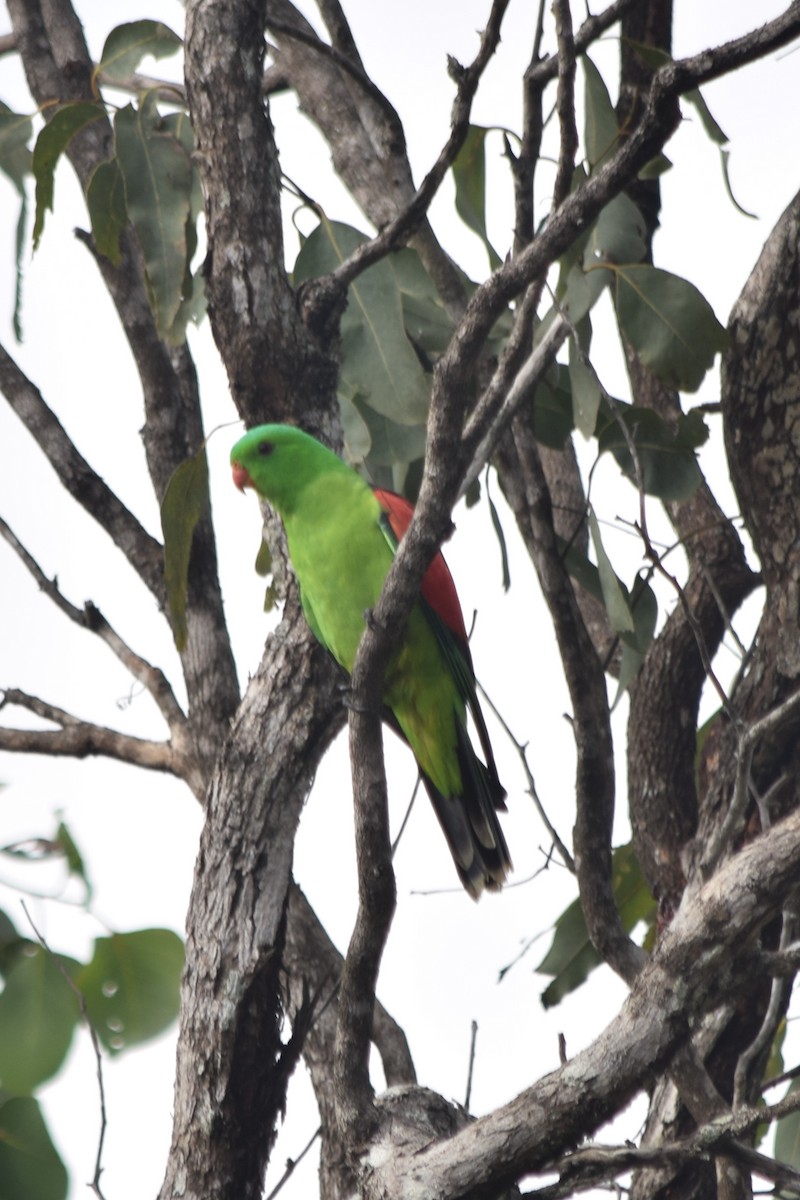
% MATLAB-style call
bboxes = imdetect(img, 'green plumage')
[231,423,510,897]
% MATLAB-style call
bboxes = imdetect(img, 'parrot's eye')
[257,441,274,456]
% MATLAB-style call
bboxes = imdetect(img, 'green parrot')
[231,423,511,897]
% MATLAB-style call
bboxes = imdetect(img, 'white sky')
[0,1,798,1197]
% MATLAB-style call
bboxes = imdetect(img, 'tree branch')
[0,344,165,601]
[0,689,190,778]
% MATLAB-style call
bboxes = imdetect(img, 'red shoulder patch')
[373,488,468,646]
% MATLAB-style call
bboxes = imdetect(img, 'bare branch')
[0,344,165,601]
[0,516,189,739]
[0,689,191,779]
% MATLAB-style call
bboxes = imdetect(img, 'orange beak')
[232,462,252,492]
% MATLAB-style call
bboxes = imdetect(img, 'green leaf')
[485,472,510,592]
[0,946,79,1093]
[0,1097,67,1200]
[393,247,454,360]
[589,193,647,265]
[775,1078,800,1168]
[351,396,427,467]
[0,104,32,341]
[597,402,708,501]
[0,106,33,166]
[588,507,634,635]
[338,387,373,465]
[452,125,502,269]
[614,576,658,703]
[568,339,602,439]
[86,156,127,265]
[32,102,106,249]
[161,448,210,651]
[685,87,728,146]
[537,844,655,1007]
[55,820,93,902]
[532,364,574,449]
[294,220,431,427]
[614,264,729,393]
[96,20,182,84]
[76,929,183,1054]
[114,96,194,342]
[582,56,619,169]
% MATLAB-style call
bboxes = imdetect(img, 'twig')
[391,774,422,857]
[263,1126,321,1200]
[306,0,511,304]
[702,686,800,874]
[0,343,164,603]
[21,901,108,1200]
[0,517,189,737]
[464,1020,478,1111]
[460,313,571,499]
[477,679,574,872]
[733,899,800,1107]
[0,688,194,781]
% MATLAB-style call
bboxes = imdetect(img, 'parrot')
[230,423,511,898]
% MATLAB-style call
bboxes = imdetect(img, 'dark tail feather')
[421,722,512,900]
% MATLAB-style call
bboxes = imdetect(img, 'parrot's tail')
[421,721,512,900]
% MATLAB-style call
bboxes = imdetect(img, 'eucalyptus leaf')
[582,56,619,168]
[589,507,634,635]
[161,448,210,651]
[96,20,182,84]
[568,340,602,439]
[32,102,106,249]
[452,125,502,269]
[614,264,728,393]
[76,928,184,1054]
[774,1078,800,1169]
[294,221,431,425]
[537,843,655,1007]
[0,946,79,1094]
[597,402,707,501]
[0,1097,67,1200]
[86,156,127,265]
[114,95,194,342]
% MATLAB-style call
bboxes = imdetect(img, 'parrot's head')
[231,423,341,514]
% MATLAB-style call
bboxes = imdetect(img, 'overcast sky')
[1,2,798,1197]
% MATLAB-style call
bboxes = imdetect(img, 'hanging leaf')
[55,819,93,902]
[351,397,427,467]
[0,945,79,1094]
[0,104,32,340]
[86,156,127,265]
[294,220,431,427]
[774,1078,800,1169]
[582,56,619,169]
[452,125,502,269]
[95,20,182,85]
[161,447,210,651]
[32,102,106,249]
[537,844,655,1007]
[393,247,454,359]
[614,264,728,393]
[613,576,659,704]
[597,402,708,501]
[76,928,183,1054]
[532,364,574,449]
[588,507,634,635]
[114,95,194,342]
[485,471,510,592]
[568,339,602,439]
[0,1097,67,1200]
